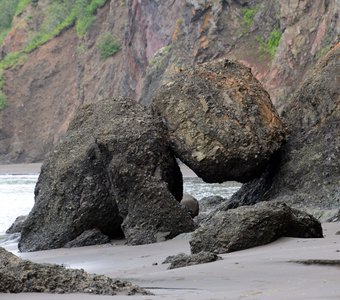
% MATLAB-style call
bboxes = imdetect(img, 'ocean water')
[0,174,241,236]
[0,175,38,235]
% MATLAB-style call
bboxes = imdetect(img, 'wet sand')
[0,163,196,177]
[2,223,340,299]
[0,163,42,175]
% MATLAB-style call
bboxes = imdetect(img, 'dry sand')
[2,223,340,300]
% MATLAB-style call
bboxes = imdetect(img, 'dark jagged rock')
[64,229,111,248]
[152,59,285,183]
[0,247,149,295]
[162,251,221,269]
[230,43,340,221]
[6,215,27,234]
[19,97,195,252]
[190,202,323,254]
[199,196,226,212]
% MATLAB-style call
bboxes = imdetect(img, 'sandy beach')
[1,164,340,299]
[1,222,339,300]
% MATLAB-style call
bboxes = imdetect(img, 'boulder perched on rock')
[0,247,149,295]
[162,251,221,269]
[190,202,323,254]
[230,43,340,220]
[152,59,285,183]
[19,97,195,252]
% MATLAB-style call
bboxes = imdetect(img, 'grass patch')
[96,32,121,59]
[15,0,31,16]
[242,5,259,29]
[24,0,108,53]
[0,92,6,110]
[0,0,20,46]
[0,52,26,69]
[256,28,282,58]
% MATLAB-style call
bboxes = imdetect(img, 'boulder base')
[19,97,195,252]
[190,202,323,254]
[230,43,340,220]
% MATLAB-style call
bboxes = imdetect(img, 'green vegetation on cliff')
[25,0,108,52]
[257,28,282,58]
[0,0,108,110]
[242,5,259,29]
[96,32,121,59]
[0,0,18,45]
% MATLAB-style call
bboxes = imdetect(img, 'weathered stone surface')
[19,97,195,252]
[0,247,149,295]
[190,202,323,254]
[230,43,340,220]
[6,215,27,234]
[152,59,285,183]
[64,229,111,248]
[180,193,199,217]
[199,196,226,212]
[162,251,221,269]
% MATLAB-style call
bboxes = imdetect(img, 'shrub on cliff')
[96,32,121,59]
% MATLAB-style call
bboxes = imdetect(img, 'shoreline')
[2,222,340,299]
[0,163,42,175]
[0,162,197,178]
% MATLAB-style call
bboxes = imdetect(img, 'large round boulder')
[19,97,195,252]
[152,59,285,183]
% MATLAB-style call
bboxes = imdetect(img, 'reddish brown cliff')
[0,0,338,163]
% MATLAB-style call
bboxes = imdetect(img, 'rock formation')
[6,215,27,234]
[190,202,323,254]
[152,59,285,183]
[230,43,340,220]
[19,97,195,252]
[162,251,221,269]
[0,247,149,295]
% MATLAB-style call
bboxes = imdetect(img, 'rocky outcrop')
[0,247,149,295]
[152,59,285,183]
[6,215,27,234]
[190,202,323,254]
[162,251,221,269]
[180,193,199,217]
[19,97,195,252]
[230,43,340,220]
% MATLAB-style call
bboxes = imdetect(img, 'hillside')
[0,0,338,163]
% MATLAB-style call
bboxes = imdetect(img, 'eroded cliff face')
[0,0,338,163]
